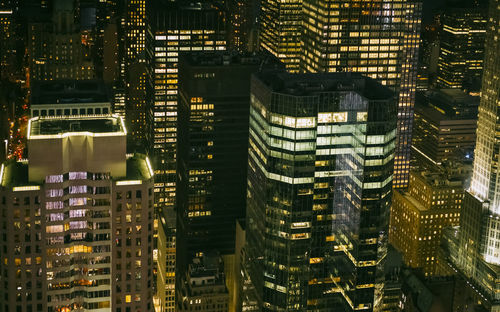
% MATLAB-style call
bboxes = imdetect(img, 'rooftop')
[254,72,394,101]
[149,0,224,30]
[181,51,283,69]
[188,252,225,285]
[413,163,470,188]
[399,190,427,212]
[30,80,109,105]
[0,160,29,188]
[126,154,153,181]
[28,116,125,138]
[416,89,479,119]
[0,154,151,188]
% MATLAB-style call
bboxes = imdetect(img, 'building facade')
[0,115,154,312]
[244,72,397,311]
[120,0,148,150]
[146,1,226,209]
[177,52,280,260]
[27,0,95,81]
[411,89,478,168]
[436,5,487,92]
[443,0,500,310]
[390,169,464,276]
[300,0,422,188]
[259,0,302,72]
[29,80,111,117]
[177,253,229,312]
[157,209,176,312]
[227,0,258,53]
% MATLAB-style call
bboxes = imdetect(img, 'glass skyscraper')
[443,0,500,310]
[259,0,421,187]
[300,0,422,188]
[244,72,397,311]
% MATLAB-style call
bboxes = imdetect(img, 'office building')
[0,4,14,71]
[146,0,226,208]
[227,0,258,52]
[0,115,154,312]
[442,0,500,310]
[436,4,487,93]
[417,22,440,91]
[29,80,111,117]
[412,89,478,168]
[176,52,283,309]
[103,18,119,85]
[177,52,280,259]
[177,253,229,312]
[125,61,148,151]
[244,72,397,311]
[113,0,148,150]
[259,0,301,72]
[300,0,422,188]
[27,0,95,81]
[390,168,465,277]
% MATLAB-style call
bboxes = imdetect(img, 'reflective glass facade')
[244,72,397,311]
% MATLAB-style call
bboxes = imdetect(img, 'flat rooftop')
[28,116,125,137]
[181,51,282,68]
[31,80,109,105]
[254,72,394,101]
[0,154,151,188]
[399,191,427,212]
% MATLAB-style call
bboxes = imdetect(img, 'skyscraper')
[244,72,397,311]
[176,52,283,280]
[442,0,500,310]
[27,0,95,81]
[259,0,302,72]
[227,0,258,52]
[146,1,226,209]
[300,0,422,188]
[0,115,154,312]
[436,4,487,93]
[0,3,14,71]
[118,0,148,150]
